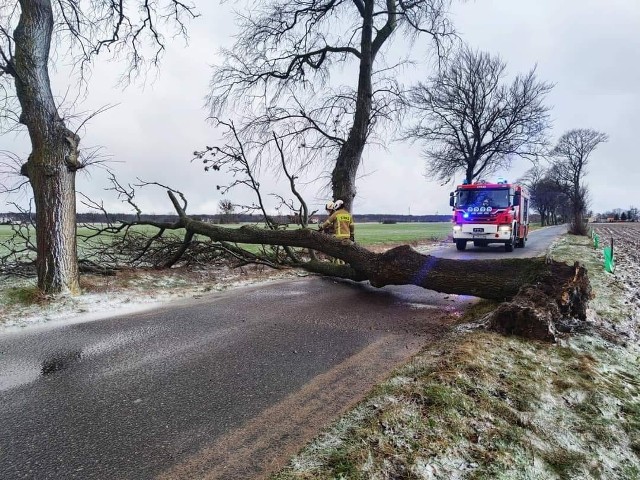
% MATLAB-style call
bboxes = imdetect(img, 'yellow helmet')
[325,201,335,211]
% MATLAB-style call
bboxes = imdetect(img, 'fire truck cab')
[449,179,530,252]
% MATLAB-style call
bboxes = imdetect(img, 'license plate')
[473,228,484,233]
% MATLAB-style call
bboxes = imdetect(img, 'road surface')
[0,278,474,479]
[0,225,565,479]
[429,224,568,260]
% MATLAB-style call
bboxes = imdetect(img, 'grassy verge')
[2,285,44,306]
[272,234,640,480]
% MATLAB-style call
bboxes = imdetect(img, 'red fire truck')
[449,179,530,252]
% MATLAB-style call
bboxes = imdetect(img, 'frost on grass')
[273,225,640,480]
[0,266,296,330]
[287,398,386,473]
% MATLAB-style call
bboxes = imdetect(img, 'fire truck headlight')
[498,225,511,232]
[453,225,462,232]
[463,212,469,219]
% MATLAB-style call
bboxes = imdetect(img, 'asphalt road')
[429,224,568,260]
[0,277,473,480]
[0,225,564,479]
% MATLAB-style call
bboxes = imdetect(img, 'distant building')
[0,216,20,225]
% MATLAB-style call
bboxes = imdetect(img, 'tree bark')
[14,0,81,294]
[330,2,377,212]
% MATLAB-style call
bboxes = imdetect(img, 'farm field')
[352,222,451,245]
[0,222,452,254]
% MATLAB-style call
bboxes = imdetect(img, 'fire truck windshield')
[457,188,510,209]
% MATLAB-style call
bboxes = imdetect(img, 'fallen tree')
[1,184,587,342]
[159,192,591,342]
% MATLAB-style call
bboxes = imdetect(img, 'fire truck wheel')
[455,240,467,251]
[505,230,516,252]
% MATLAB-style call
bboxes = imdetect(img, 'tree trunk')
[180,217,584,302]
[165,191,592,342]
[571,198,586,235]
[572,211,585,235]
[330,3,375,212]
[14,0,80,294]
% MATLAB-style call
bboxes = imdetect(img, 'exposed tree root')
[486,261,591,342]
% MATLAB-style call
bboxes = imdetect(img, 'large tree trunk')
[164,192,591,342]
[14,0,81,294]
[330,3,376,212]
[571,199,586,235]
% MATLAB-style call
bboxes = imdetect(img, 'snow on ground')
[0,265,299,331]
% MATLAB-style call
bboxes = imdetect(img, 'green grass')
[352,222,450,245]
[1,222,452,255]
[3,285,44,305]
[187,221,452,246]
[0,224,24,243]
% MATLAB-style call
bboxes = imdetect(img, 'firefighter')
[318,201,335,235]
[476,193,489,207]
[320,199,355,242]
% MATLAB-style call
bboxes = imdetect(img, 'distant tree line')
[0,212,452,226]
[519,129,608,232]
[595,208,638,222]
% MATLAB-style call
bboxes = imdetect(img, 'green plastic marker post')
[603,245,615,273]
[593,234,599,249]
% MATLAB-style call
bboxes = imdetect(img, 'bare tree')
[217,199,236,224]
[405,46,552,184]
[520,166,567,226]
[0,1,198,294]
[536,177,568,226]
[207,0,455,212]
[550,128,608,235]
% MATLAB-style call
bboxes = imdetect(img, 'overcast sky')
[1,0,638,217]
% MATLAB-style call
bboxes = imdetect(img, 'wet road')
[0,277,473,480]
[430,224,568,260]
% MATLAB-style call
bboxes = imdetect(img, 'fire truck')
[449,178,530,252]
